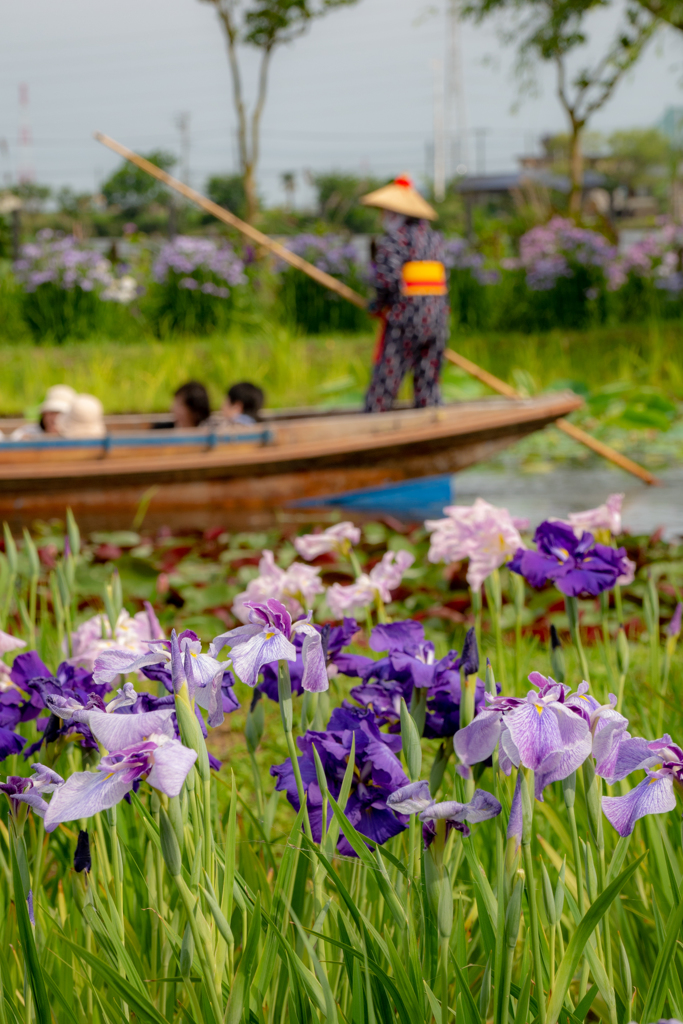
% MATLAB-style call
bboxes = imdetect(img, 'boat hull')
[0,394,581,531]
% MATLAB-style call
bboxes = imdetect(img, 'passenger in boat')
[221,382,264,426]
[172,381,211,429]
[56,394,106,439]
[10,384,77,440]
[359,175,448,413]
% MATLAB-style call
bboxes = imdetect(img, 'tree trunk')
[243,163,258,224]
[568,121,584,216]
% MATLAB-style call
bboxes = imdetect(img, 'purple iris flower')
[387,779,501,845]
[564,682,630,782]
[258,618,359,702]
[212,599,328,692]
[271,705,410,855]
[345,621,484,739]
[668,603,683,638]
[6,652,110,758]
[454,672,592,799]
[44,732,197,832]
[0,764,64,821]
[46,681,178,750]
[593,734,683,836]
[509,521,631,597]
[94,629,238,728]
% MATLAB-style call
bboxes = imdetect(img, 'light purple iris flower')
[44,733,197,832]
[454,672,591,799]
[93,629,228,727]
[46,681,176,750]
[0,764,64,820]
[595,734,683,836]
[564,682,630,782]
[387,779,501,843]
[211,599,328,692]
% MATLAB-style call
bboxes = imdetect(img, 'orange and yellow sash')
[401,260,447,296]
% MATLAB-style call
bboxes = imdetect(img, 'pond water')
[454,465,683,538]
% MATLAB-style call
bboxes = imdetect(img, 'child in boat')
[221,382,264,426]
[172,381,211,428]
[10,384,77,440]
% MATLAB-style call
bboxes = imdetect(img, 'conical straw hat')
[360,174,437,221]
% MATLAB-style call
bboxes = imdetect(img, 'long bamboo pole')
[95,132,659,485]
[94,133,367,309]
[444,349,660,485]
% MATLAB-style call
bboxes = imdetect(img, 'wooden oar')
[95,133,660,486]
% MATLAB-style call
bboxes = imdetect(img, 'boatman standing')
[360,175,448,413]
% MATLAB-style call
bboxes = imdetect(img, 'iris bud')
[160,808,182,877]
[311,743,328,800]
[619,933,632,1010]
[485,658,496,696]
[180,921,194,978]
[562,771,577,810]
[399,698,422,782]
[505,877,524,948]
[74,830,91,874]
[520,770,533,847]
[582,759,603,850]
[554,858,566,924]
[549,624,565,683]
[278,661,293,734]
[66,507,81,560]
[582,839,598,903]
[541,861,557,927]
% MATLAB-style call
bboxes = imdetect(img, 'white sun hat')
[40,384,77,415]
[56,394,106,439]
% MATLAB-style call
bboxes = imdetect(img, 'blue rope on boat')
[0,429,272,452]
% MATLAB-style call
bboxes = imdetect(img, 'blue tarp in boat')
[291,473,455,521]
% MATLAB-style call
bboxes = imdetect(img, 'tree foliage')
[101,150,176,217]
[199,0,361,222]
[457,0,658,209]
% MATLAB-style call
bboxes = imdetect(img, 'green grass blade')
[10,839,51,1024]
[640,877,683,1024]
[547,853,646,1024]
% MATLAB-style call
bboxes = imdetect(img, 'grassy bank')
[1,320,682,416]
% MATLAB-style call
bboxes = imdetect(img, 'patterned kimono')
[364,214,449,413]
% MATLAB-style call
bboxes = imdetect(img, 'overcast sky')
[1,0,683,206]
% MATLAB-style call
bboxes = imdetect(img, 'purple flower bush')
[149,235,249,334]
[152,236,247,297]
[14,231,115,294]
[443,238,500,286]
[510,217,617,292]
[275,234,364,281]
[276,234,370,333]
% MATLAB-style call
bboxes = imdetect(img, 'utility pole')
[446,1,468,177]
[474,128,489,176]
[176,112,191,187]
[432,59,446,202]
[18,83,34,184]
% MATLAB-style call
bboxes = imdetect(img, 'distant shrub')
[147,235,249,335]
[276,234,370,334]
[13,230,135,342]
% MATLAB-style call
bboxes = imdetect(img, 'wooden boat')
[0,391,582,532]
